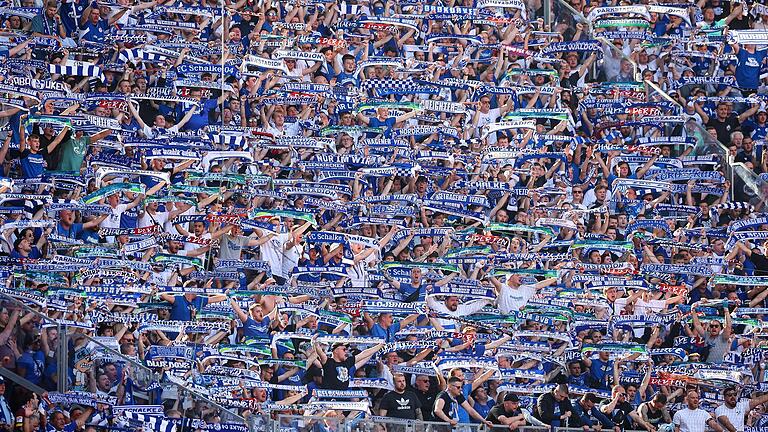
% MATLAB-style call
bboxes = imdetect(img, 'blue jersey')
[243,316,271,340]
[20,150,45,178]
[170,295,209,321]
[736,48,767,89]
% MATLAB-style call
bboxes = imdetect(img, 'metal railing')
[552,0,765,207]
[270,416,654,432]
[646,79,768,207]
[0,293,247,424]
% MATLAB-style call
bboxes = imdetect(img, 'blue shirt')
[60,0,87,37]
[588,358,614,390]
[369,117,397,138]
[170,295,209,321]
[120,205,139,229]
[471,399,495,423]
[20,150,45,178]
[243,316,271,340]
[177,99,218,131]
[457,382,473,423]
[370,321,401,343]
[81,20,108,42]
[17,350,45,385]
[335,71,359,87]
[736,48,767,89]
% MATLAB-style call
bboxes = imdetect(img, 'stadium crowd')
[1,0,768,431]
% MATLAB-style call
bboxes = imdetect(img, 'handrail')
[272,414,657,432]
[548,0,763,206]
[555,0,588,23]
[645,79,767,206]
[0,293,247,424]
[0,367,47,395]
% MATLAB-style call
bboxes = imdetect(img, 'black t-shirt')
[486,404,519,425]
[380,389,422,419]
[415,388,438,421]
[750,252,768,276]
[706,115,740,145]
[600,400,635,429]
[320,356,355,390]
[35,125,69,171]
[640,402,665,425]
[434,391,465,422]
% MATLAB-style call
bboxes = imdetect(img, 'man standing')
[413,375,437,421]
[30,1,66,38]
[716,386,768,432]
[18,134,45,178]
[0,377,12,428]
[227,293,276,342]
[314,340,383,390]
[571,393,621,432]
[727,27,768,92]
[674,390,724,432]
[379,373,422,421]
[433,377,493,429]
[490,274,557,314]
[690,304,732,364]
[535,384,575,428]
[47,126,111,172]
[582,349,615,390]
[601,385,643,430]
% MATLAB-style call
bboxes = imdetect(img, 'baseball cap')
[503,393,519,402]
[332,342,349,350]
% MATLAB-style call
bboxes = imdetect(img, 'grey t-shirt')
[219,234,248,261]
[706,333,730,363]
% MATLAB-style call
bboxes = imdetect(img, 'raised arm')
[690,304,707,337]
[226,291,249,323]
[46,125,70,153]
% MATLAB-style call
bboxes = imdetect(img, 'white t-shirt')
[613,297,666,316]
[426,297,491,330]
[148,269,174,287]
[260,232,290,278]
[674,408,713,432]
[263,122,301,138]
[101,204,128,231]
[346,253,377,288]
[474,108,501,144]
[282,241,303,278]
[183,233,211,253]
[138,210,168,229]
[715,399,750,432]
[613,297,666,336]
[498,283,536,314]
